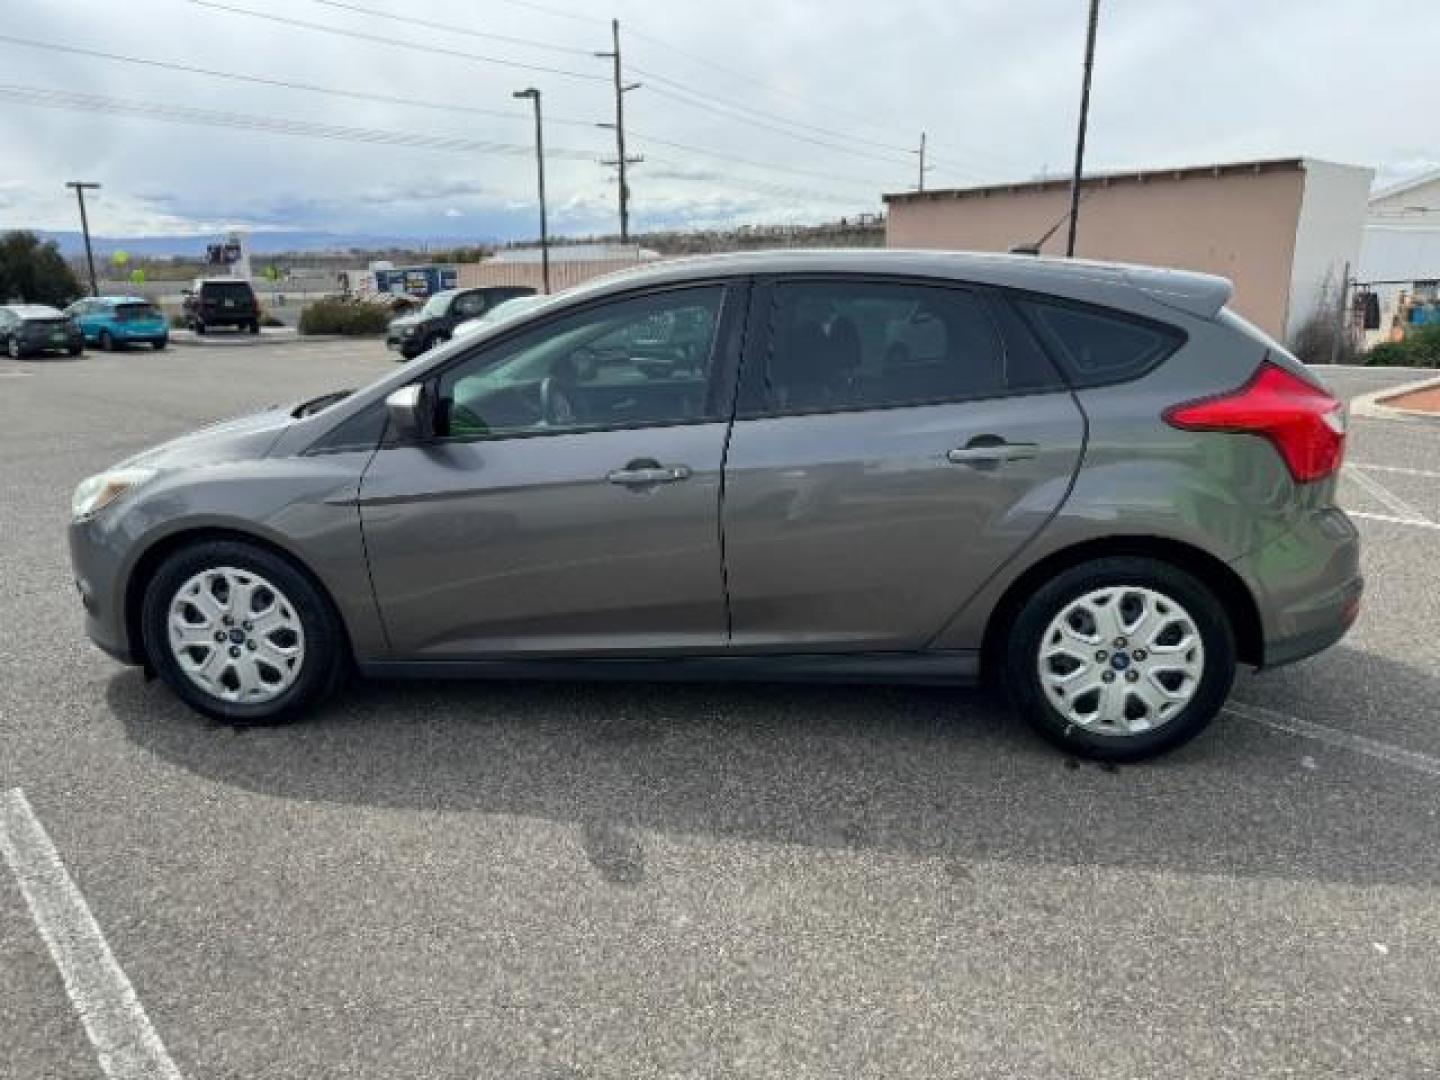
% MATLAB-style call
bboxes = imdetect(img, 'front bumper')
[68,516,141,665]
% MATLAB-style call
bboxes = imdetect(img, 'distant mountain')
[34,230,489,258]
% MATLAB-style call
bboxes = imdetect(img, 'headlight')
[71,467,157,520]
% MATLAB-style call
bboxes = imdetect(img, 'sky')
[1,0,1437,248]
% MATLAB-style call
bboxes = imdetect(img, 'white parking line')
[1348,511,1440,532]
[0,789,183,1080]
[1344,465,1433,524]
[1225,702,1440,778]
[1350,462,1440,481]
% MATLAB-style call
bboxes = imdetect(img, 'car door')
[358,281,745,659]
[721,276,1086,653]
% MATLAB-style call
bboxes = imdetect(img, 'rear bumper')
[1232,507,1363,670]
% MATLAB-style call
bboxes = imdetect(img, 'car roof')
[93,296,152,305]
[554,248,1235,322]
[2,304,64,317]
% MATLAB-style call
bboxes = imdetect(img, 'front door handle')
[607,460,693,486]
[946,441,1039,467]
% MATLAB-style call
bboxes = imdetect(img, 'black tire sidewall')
[141,540,345,724]
[1005,556,1236,761]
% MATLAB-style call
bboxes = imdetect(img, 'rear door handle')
[607,461,692,486]
[946,442,1039,466]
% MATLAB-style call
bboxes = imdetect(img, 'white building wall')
[1285,160,1374,341]
[1357,171,1440,344]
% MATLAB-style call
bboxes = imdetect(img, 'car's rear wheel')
[99,330,116,351]
[194,320,206,335]
[68,343,82,356]
[249,320,261,334]
[141,540,347,724]
[1004,557,1235,761]
[152,338,167,350]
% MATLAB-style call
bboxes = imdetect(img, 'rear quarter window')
[1011,296,1184,388]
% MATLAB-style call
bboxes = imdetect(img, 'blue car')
[64,296,170,351]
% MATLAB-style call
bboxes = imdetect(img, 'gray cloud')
[1,0,1434,243]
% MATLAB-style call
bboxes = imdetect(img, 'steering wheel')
[538,376,576,427]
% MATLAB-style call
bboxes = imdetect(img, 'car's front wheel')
[141,540,347,724]
[1004,557,1235,761]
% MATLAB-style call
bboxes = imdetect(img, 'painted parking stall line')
[0,788,183,1080]
[1225,703,1440,778]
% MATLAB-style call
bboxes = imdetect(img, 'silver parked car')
[68,251,1361,760]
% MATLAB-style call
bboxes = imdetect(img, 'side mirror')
[385,384,434,442]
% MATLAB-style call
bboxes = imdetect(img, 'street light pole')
[65,181,101,295]
[513,87,550,294]
[1065,0,1101,258]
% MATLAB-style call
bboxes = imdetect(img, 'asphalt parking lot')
[2,342,1439,1079]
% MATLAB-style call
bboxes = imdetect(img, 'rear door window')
[1011,296,1183,387]
[740,279,1064,415]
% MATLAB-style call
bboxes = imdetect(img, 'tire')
[249,320,261,335]
[194,320,207,335]
[6,337,23,359]
[141,539,349,725]
[68,344,82,357]
[1003,556,1236,762]
[152,339,167,350]
[99,330,115,352]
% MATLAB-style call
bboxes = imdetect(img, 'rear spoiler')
[1123,265,1233,321]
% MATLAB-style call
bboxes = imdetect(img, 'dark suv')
[183,278,261,334]
[386,286,536,360]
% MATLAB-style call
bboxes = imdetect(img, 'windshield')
[419,293,451,318]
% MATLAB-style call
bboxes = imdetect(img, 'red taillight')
[1164,361,1346,483]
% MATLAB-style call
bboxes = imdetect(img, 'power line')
[302,0,595,58]
[221,0,1002,182]
[0,34,900,193]
[0,33,601,129]
[628,130,887,193]
[0,84,874,208]
[0,84,600,158]
[187,0,609,83]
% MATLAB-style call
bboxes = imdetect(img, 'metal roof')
[883,157,1307,205]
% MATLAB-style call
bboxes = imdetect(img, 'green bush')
[169,312,187,329]
[298,298,389,336]
[1365,342,1414,367]
[1365,325,1440,368]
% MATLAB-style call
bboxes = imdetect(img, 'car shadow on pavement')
[107,644,1440,888]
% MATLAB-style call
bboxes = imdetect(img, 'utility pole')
[513,87,550,293]
[65,181,101,295]
[595,19,643,243]
[1065,0,1101,257]
[913,132,933,192]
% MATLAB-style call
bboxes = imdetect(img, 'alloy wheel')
[167,566,306,704]
[1037,586,1205,736]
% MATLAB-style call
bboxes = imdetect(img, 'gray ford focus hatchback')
[68,251,1361,760]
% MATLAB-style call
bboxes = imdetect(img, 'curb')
[1351,373,1440,423]
[168,331,363,347]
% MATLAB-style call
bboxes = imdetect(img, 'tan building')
[884,158,1373,343]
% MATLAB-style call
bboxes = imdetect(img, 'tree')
[0,231,83,307]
